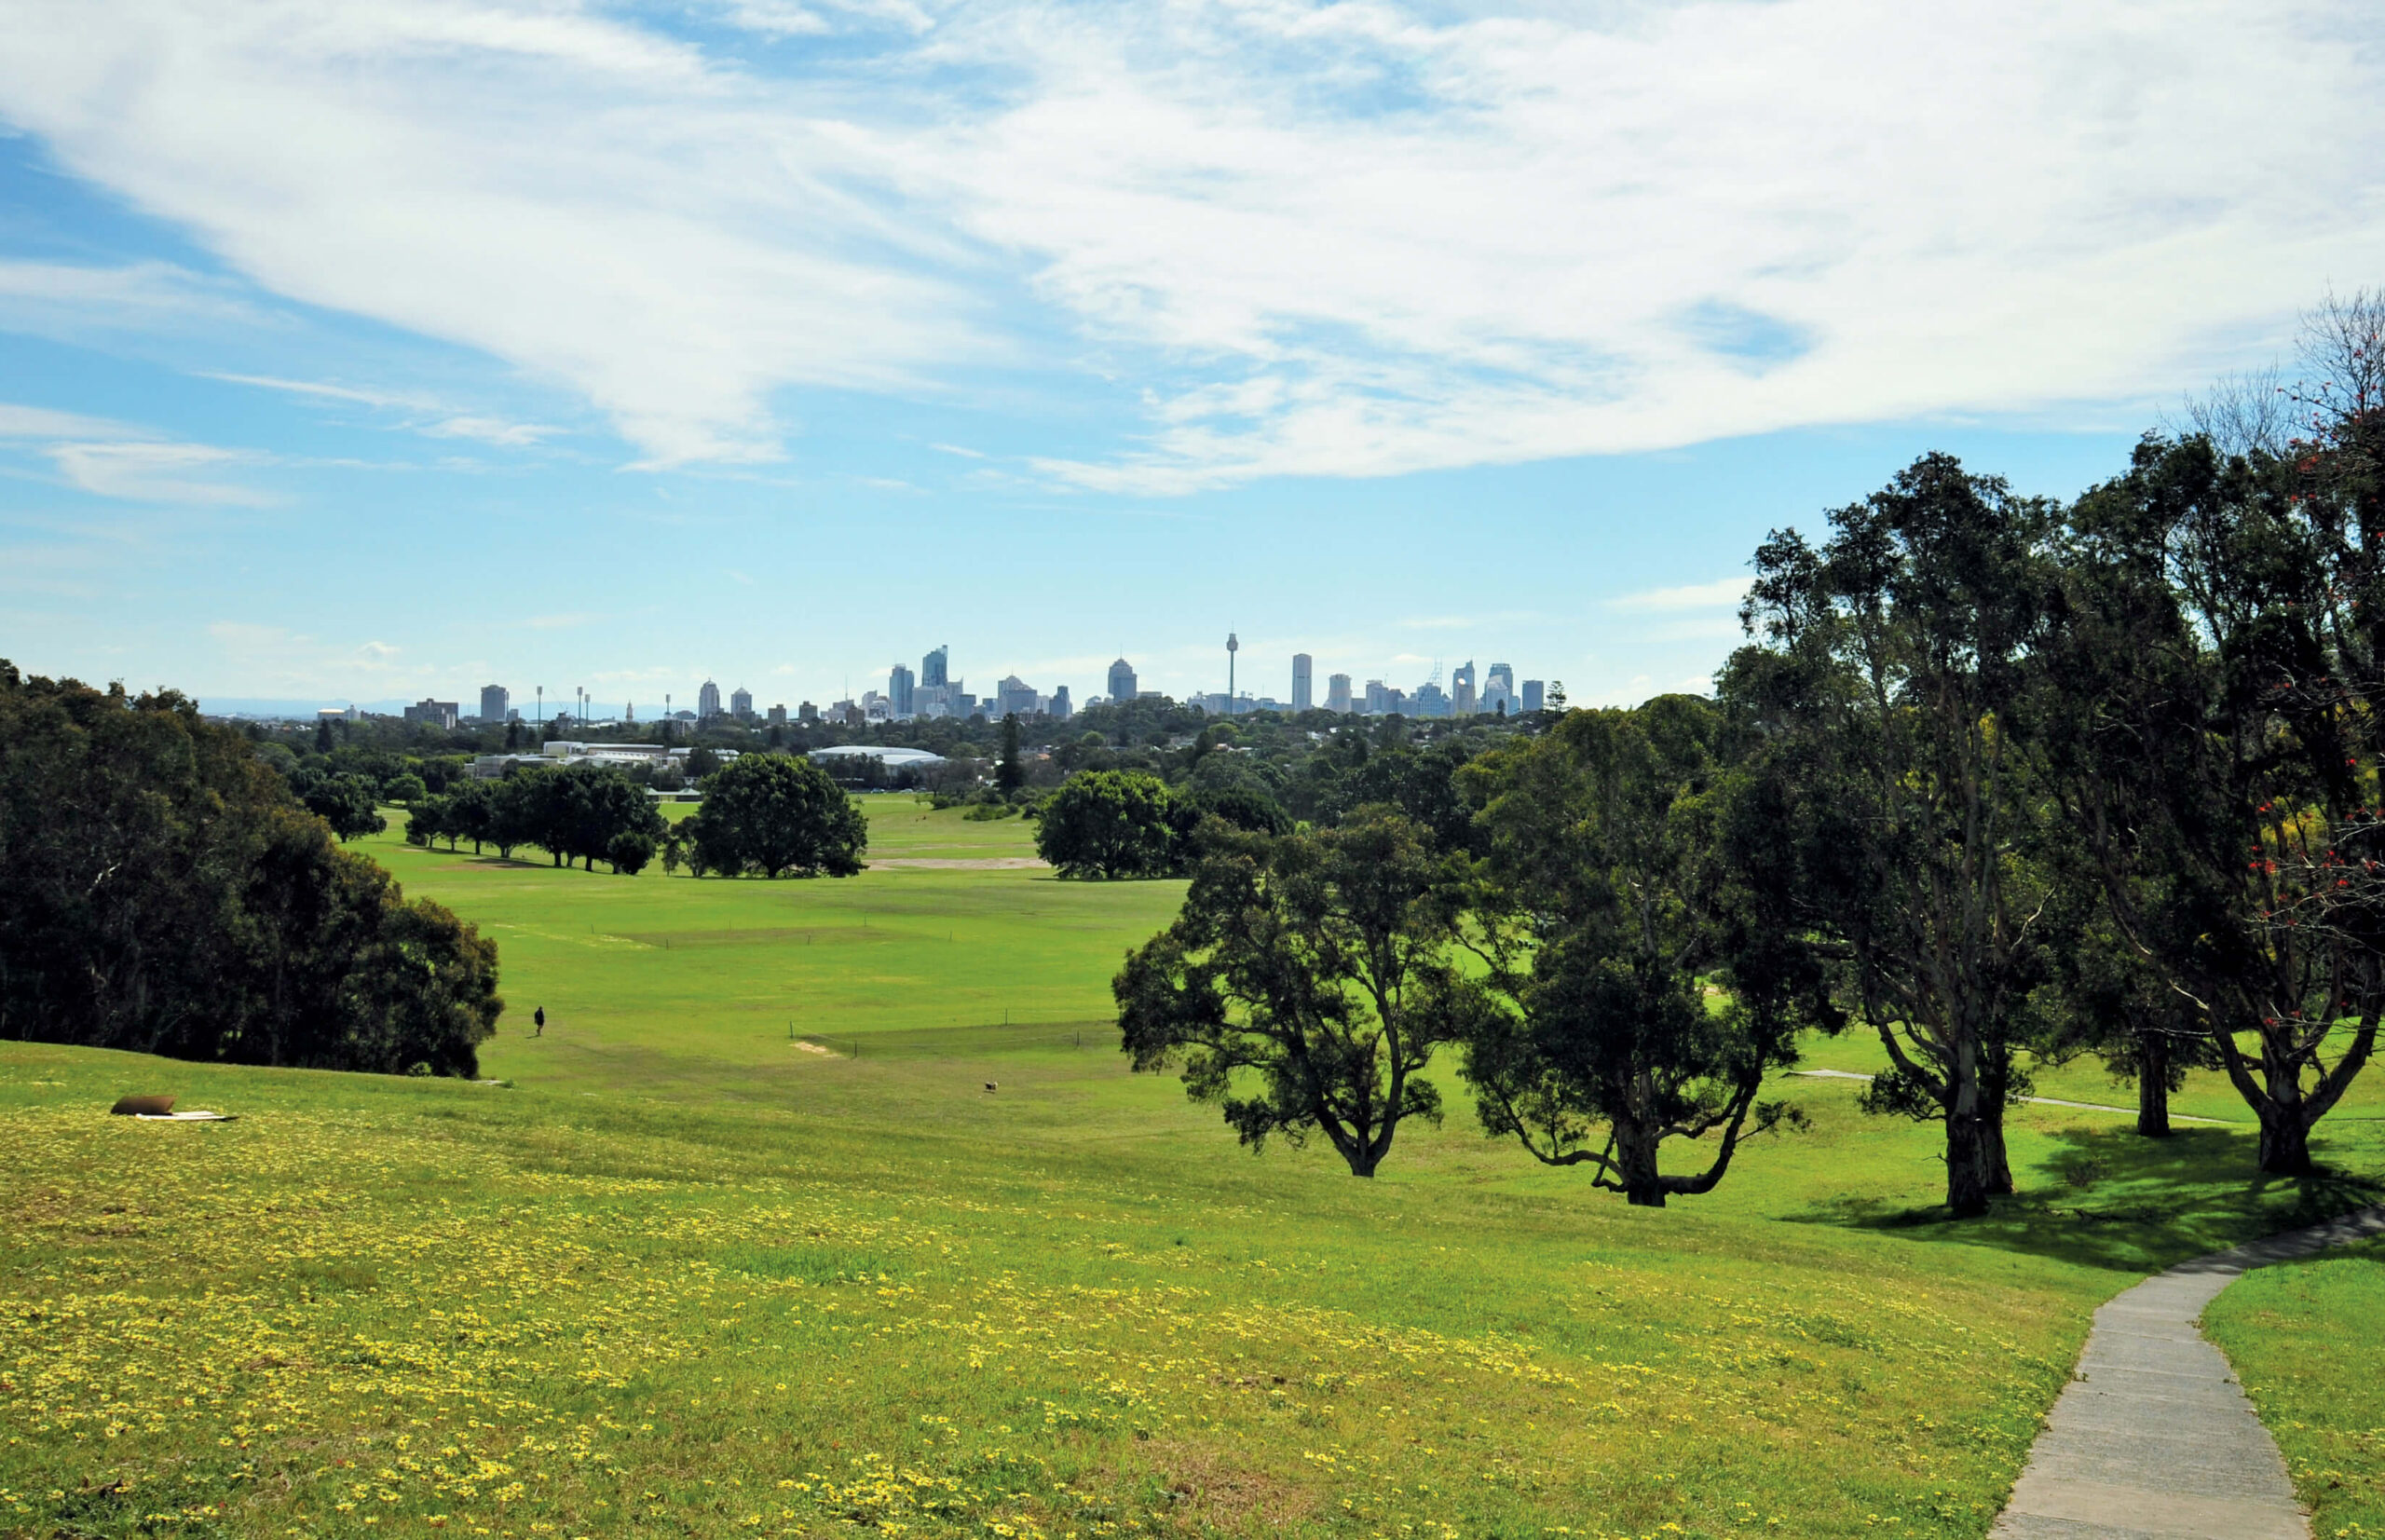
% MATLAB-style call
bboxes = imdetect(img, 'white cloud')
[1,402,275,504]
[1609,578,1751,613]
[421,415,557,446]
[48,441,277,505]
[209,375,561,447]
[2,0,2381,485]
[0,402,144,440]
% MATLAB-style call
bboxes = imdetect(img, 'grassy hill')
[4,796,2380,1540]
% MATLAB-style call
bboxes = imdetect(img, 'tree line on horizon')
[1090,290,2385,1217]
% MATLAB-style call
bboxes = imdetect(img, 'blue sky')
[3,0,2381,714]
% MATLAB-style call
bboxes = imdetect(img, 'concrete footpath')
[1990,1205,2385,1539]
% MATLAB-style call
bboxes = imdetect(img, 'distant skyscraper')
[1050,686,1071,720]
[479,684,509,725]
[1482,662,1516,715]
[1108,657,1138,702]
[1522,679,1545,714]
[730,686,754,721]
[1451,661,1477,716]
[1291,654,1313,713]
[922,646,949,689]
[768,703,788,727]
[889,663,915,717]
[1363,679,1390,715]
[1326,673,1353,714]
[698,679,723,719]
[996,675,1038,717]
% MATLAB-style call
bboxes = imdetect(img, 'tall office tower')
[1108,657,1138,702]
[1291,653,1313,713]
[479,684,509,725]
[1481,661,1516,715]
[1326,673,1353,714]
[922,646,949,689]
[1522,679,1545,714]
[698,679,723,719]
[1487,661,1514,699]
[730,686,755,721]
[1050,685,1072,720]
[889,663,915,717]
[1451,661,1477,715]
[1363,679,1390,715]
[996,675,1038,717]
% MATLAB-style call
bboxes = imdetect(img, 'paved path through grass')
[1789,1068,2236,1125]
[1990,1204,2385,1539]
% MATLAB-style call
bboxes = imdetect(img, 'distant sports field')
[5,795,2382,1540]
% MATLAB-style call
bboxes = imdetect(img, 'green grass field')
[4,796,2381,1540]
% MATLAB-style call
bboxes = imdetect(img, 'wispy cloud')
[1,0,2379,487]
[210,375,562,447]
[1609,579,1752,613]
[1,398,274,505]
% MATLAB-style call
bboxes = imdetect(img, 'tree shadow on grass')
[1780,1124,2385,1274]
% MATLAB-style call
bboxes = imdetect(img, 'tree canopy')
[681,753,867,878]
[0,662,502,1076]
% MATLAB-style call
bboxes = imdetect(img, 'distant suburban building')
[1291,653,1313,713]
[317,705,358,724]
[767,703,787,727]
[698,679,723,719]
[922,646,949,689]
[889,662,915,717]
[1326,674,1353,714]
[1522,679,1545,714]
[730,686,754,721]
[1451,661,1477,716]
[479,684,509,725]
[798,701,819,723]
[403,698,459,729]
[1050,685,1071,720]
[1108,657,1138,702]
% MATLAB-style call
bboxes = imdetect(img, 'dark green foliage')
[1454,697,1833,1206]
[996,714,1025,795]
[682,753,867,878]
[0,662,502,1075]
[1722,454,2057,1217]
[292,769,386,842]
[1115,811,1472,1177]
[2038,418,2385,1172]
[1037,770,1183,878]
[606,830,658,876]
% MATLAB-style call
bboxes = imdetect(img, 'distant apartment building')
[1291,653,1313,713]
[403,698,459,729]
[889,662,915,717]
[1451,661,1477,716]
[1522,679,1545,714]
[1326,673,1353,714]
[1050,686,1072,720]
[730,686,755,722]
[1107,657,1138,702]
[767,703,788,727]
[698,679,723,719]
[922,646,949,689]
[479,684,509,725]
[798,701,819,723]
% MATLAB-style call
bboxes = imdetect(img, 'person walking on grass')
[534,1006,545,1037]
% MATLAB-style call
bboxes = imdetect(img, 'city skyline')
[263,639,1549,726]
